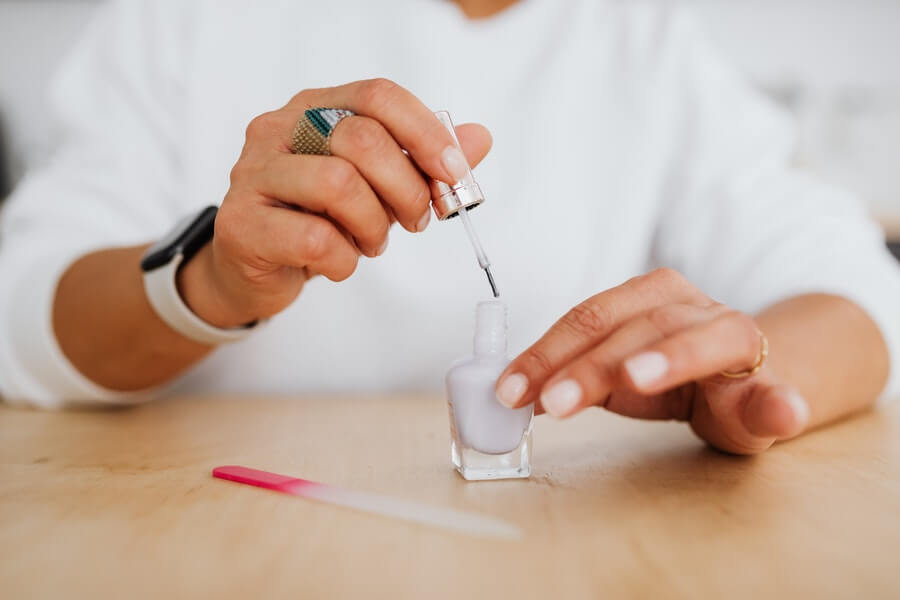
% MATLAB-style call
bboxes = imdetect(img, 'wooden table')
[2,395,899,599]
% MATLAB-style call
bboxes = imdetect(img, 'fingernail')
[376,236,389,256]
[440,145,468,183]
[540,379,582,418]
[784,391,810,427]
[416,210,431,233]
[496,373,528,408]
[624,352,669,389]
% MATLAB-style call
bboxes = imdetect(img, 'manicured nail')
[416,210,431,233]
[376,236,389,256]
[540,379,582,418]
[784,391,810,427]
[624,352,669,389]
[496,373,528,408]
[440,145,468,183]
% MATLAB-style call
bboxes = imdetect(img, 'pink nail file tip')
[212,465,521,540]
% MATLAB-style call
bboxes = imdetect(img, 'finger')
[687,388,775,456]
[226,204,360,282]
[296,79,469,184]
[455,123,493,169]
[255,154,391,258]
[620,311,762,395]
[496,268,711,409]
[536,304,723,418]
[329,115,432,233]
[740,384,810,440]
[688,382,809,455]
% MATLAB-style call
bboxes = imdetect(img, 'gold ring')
[719,331,768,379]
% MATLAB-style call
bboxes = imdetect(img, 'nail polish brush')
[430,110,499,298]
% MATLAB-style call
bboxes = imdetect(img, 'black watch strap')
[141,205,218,272]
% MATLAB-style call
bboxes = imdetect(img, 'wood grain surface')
[1,395,899,599]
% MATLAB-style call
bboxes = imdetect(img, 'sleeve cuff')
[779,249,900,406]
[1,249,152,408]
[841,254,900,405]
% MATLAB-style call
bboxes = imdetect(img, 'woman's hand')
[180,78,492,328]
[495,268,811,454]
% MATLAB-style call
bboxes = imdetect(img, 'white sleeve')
[649,11,900,401]
[0,0,193,408]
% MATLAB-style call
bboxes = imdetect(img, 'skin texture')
[51,0,893,453]
[53,79,492,390]
[494,270,889,455]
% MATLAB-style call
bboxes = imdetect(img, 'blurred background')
[0,0,898,257]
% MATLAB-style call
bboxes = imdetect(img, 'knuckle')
[678,341,703,366]
[649,267,686,288]
[521,346,555,378]
[726,311,760,355]
[646,306,683,334]
[561,300,614,337]
[583,350,617,385]
[318,159,358,199]
[245,111,280,141]
[339,117,386,154]
[642,267,710,304]
[229,157,262,187]
[357,77,400,112]
[228,161,247,186]
[289,88,315,105]
[303,221,338,262]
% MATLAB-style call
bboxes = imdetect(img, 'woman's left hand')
[495,268,811,455]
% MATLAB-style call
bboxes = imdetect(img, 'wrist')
[176,243,255,329]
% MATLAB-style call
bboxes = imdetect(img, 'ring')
[291,107,355,156]
[719,331,769,379]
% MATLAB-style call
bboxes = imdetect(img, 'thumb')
[454,123,492,169]
[741,383,811,440]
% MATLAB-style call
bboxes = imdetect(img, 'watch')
[141,205,261,345]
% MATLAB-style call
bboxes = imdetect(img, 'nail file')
[212,465,521,540]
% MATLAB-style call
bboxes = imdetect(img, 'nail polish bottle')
[446,300,533,480]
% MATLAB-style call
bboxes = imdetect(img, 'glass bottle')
[446,300,533,480]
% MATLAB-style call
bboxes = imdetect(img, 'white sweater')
[2,0,899,408]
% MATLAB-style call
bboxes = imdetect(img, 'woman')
[1,0,897,456]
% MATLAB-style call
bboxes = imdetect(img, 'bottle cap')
[430,111,485,220]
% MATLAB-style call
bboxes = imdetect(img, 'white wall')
[0,0,898,228]
[686,0,900,228]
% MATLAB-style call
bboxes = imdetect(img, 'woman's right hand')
[178,78,492,329]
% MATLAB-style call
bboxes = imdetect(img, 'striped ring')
[291,107,356,156]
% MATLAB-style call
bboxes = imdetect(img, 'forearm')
[52,244,214,391]
[756,293,890,429]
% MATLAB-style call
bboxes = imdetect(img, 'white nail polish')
[624,352,669,388]
[429,112,486,221]
[416,210,431,232]
[784,392,810,426]
[440,145,469,184]
[496,373,528,408]
[540,380,582,418]
[446,301,533,481]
